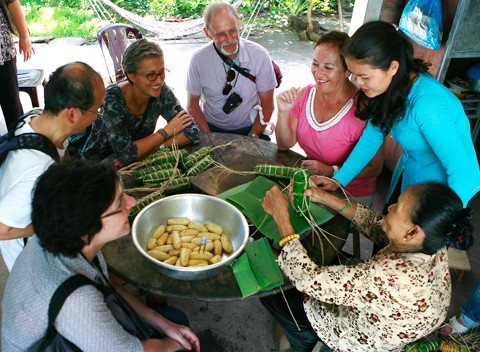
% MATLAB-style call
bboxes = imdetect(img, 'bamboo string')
[279,285,301,332]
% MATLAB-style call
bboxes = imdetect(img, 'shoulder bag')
[28,275,153,351]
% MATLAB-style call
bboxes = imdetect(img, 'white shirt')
[0,116,66,270]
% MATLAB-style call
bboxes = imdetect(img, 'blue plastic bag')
[399,0,443,50]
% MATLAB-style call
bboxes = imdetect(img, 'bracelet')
[278,234,300,247]
[337,199,351,213]
[157,128,169,140]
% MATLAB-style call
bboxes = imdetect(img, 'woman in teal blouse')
[317,21,480,207]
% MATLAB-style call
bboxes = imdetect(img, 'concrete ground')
[1,16,479,352]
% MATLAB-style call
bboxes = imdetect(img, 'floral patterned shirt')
[82,83,199,165]
[278,204,451,352]
[0,0,16,66]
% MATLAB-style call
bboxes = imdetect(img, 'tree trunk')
[306,2,320,42]
[337,0,344,32]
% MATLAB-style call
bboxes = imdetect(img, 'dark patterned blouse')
[0,0,16,66]
[278,204,451,351]
[82,83,199,165]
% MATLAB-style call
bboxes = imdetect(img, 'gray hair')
[203,2,240,30]
[122,38,164,74]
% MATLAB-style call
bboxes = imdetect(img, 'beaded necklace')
[306,87,354,131]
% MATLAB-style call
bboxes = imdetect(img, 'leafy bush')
[21,0,354,38]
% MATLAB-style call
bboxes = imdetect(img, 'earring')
[403,238,407,241]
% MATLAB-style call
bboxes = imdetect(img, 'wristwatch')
[332,165,339,175]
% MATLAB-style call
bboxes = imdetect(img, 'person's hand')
[263,186,296,239]
[301,159,333,176]
[113,159,125,168]
[162,321,200,352]
[311,175,340,192]
[276,87,301,113]
[262,186,289,217]
[304,180,328,205]
[19,35,34,62]
[164,110,193,137]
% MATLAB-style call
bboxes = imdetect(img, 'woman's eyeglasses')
[223,68,236,95]
[83,107,104,118]
[101,191,127,219]
[135,69,170,82]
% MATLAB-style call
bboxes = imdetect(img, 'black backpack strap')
[32,275,98,351]
[47,275,95,328]
[47,274,152,340]
[1,108,60,164]
[213,43,256,83]
[12,133,60,161]
[8,108,44,134]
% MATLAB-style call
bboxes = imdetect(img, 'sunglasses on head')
[223,68,236,95]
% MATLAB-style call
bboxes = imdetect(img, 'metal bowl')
[132,194,249,280]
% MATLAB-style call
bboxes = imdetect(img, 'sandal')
[441,316,470,337]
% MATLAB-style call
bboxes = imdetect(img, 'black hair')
[43,62,100,115]
[409,183,473,255]
[31,160,119,257]
[315,31,350,71]
[342,21,430,134]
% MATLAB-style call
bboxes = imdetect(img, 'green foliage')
[21,0,354,38]
[286,0,309,17]
[24,4,102,38]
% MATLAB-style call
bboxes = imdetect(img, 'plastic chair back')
[97,23,143,83]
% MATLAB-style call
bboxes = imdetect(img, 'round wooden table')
[103,132,350,301]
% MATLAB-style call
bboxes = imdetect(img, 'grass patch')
[24,5,106,39]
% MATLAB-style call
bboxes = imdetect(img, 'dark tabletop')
[103,132,350,301]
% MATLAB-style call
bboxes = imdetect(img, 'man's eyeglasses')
[223,68,236,95]
[101,191,127,219]
[83,107,104,118]
[135,69,170,82]
[211,28,239,41]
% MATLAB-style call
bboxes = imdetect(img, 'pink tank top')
[291,85,376,197]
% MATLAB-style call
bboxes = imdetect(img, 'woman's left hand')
[301,159,333,176]
[19,35,34,62]
[162,321,200,352]
[164,110,193,137]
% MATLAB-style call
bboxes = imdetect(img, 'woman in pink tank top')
[275,31,383,205]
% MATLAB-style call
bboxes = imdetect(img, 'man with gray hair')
[186,2,276,139]
[0,61,105,270]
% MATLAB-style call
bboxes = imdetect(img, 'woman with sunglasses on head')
[2,160,200,352]
[82,38,199,167]
[275,31,383,206]
[315,21,480,207]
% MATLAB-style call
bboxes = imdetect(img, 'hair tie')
[446,207,473,250]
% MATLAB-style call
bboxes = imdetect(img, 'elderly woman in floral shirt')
[261,182,473,352]
[82,39,199,167]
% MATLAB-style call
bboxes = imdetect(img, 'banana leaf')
[217,176,334,243]
[232,238,284,298]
